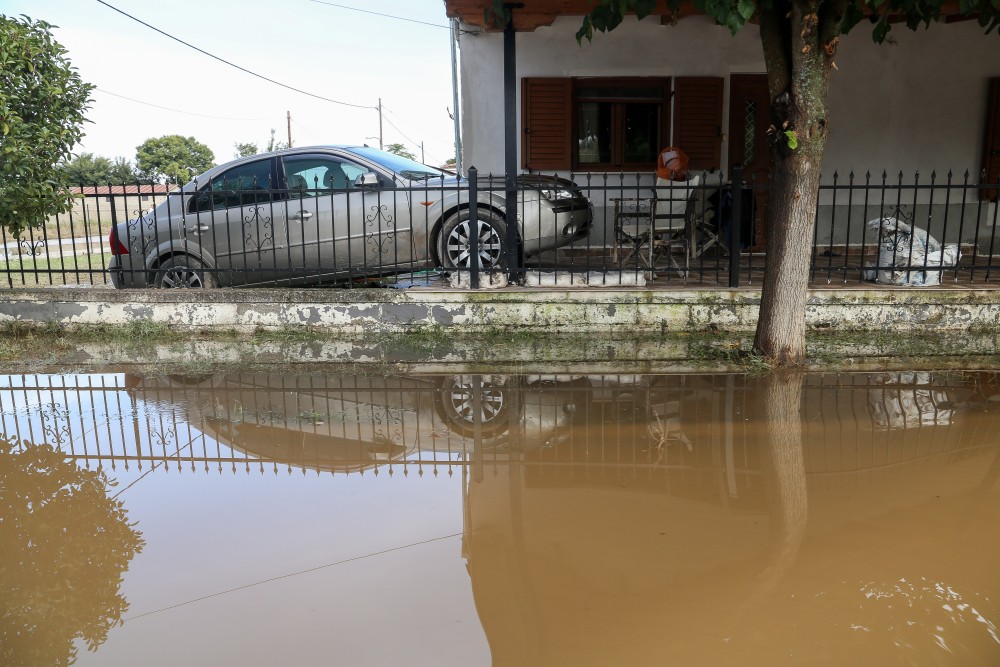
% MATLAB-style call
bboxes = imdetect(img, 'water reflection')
[0,435,144,667]
[1,370,998,665]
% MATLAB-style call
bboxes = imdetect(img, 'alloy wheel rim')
[445,220,502,268]
[161,268,204,288]
[446,379,505,426]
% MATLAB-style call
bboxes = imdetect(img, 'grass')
[0,252,112,288]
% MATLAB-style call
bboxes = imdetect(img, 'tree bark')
[753,0,846,365]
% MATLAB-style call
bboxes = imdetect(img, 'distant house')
[443,3,1000,248]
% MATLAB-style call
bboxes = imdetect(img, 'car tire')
[154,255,217,289]
[439,208,507,270]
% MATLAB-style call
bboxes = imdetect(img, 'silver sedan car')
[108,146,592,288]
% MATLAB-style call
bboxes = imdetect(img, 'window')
[190,158,274,213]
[282,155,368,199]
[522,76,723,172]
[574,79,669,170]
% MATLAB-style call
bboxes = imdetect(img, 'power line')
[383,107,451,147]
[308,0,480,34]
[94,0,377,110]
[94,88,271,121]
[381,115,444,165]
[124,532,462,621]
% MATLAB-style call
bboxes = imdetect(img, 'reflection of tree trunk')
[746,371,808,607]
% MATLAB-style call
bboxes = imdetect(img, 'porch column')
[504,8,522,275]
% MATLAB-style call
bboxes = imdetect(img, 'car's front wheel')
[154,255,217,289]
[440,208,507,270]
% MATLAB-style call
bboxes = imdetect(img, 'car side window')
[189,159,274,213]
[283,156,370,198]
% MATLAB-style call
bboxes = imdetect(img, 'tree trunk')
[753,0,845,365]
[753,155,822,363]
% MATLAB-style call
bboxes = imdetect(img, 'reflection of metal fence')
[2,371,998,486]
[4,170,999,289]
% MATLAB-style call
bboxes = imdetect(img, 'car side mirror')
[354,172,380,189]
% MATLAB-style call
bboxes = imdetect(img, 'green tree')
[266,128,289,152]
[60,152,114,184]
[234,141,259,158]
[385,142,416,160]
[491,0,1000,365]
[0,15,94,238]
[0,436,145,667]
[135,134,215,184]
[109,156,137,182]
[60,152,136,184]
[235,128,290,158]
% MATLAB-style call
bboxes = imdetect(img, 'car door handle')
[289,211,313,220]
[186,223,210,234]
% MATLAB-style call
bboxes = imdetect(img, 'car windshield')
[346,146,444,181]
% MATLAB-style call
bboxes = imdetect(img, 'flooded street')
[2,369,999,666]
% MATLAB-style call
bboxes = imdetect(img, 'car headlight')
[541,188,577,201]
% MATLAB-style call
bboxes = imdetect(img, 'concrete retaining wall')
[1,287,999,334]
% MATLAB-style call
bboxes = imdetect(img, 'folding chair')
[686,188,726,259]
[610,174,700,279]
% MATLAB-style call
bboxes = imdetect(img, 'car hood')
[477,174,579,189]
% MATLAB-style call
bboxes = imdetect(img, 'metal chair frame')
[611,175,701,279]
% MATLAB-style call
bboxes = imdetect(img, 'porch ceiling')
[443,0,972,31]
[444,0,702,31]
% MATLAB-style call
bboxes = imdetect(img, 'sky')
[4,0,460,167]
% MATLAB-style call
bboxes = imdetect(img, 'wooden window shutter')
[673,77,724,171]
[983,77,1000,201]
[522,78,572,171]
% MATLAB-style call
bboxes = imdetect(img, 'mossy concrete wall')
[1,286,999,334]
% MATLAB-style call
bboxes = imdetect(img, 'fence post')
[729,165,743,288]
[468,167,480,289]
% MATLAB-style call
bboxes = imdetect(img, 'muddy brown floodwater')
[1,369,997,666]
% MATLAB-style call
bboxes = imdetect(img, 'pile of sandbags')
[863,217,960,286]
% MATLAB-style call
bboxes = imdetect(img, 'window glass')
[283,156,365,197]
[345,146,442,180]
[190,159,273,212]
[623,103,659,164]
[578,102,612,165]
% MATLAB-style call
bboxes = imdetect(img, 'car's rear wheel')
[155,255,217,289]
[440,208,507,270]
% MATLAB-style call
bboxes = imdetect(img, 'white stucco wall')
[456,15,1000,178]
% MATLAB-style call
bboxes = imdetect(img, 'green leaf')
[737,0,755,20]
[872,20,891,43]
[784,130,798,150]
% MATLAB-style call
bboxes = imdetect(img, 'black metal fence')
[2,371,998,482]
[2,169,998,289]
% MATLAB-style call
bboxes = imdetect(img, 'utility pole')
[378,98,384,150]
[287,111,292,148]
[421,141,424,163]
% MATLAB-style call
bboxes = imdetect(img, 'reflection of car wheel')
[440,208,507,270]
[155,255,217,288]
[436,375,512,437]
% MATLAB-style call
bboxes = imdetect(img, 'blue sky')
[4,0,459,166]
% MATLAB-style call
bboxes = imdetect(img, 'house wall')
[457,16,1000,177]
[456,17,1000,249]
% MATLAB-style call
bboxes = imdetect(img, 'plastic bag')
[862,216,960,286]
